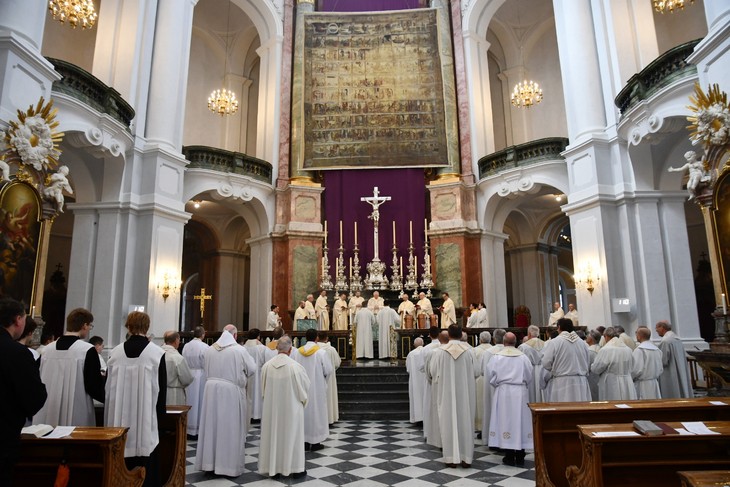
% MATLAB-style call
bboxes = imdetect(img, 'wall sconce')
[157,272,181,302]
[574,264,600,296]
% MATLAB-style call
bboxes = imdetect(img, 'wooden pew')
[17,427,145,487]
[678,470,730,486]
[565,421,730,487]
[529,397,730,487]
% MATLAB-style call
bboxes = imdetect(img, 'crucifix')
[194,288,213,320]
[361,186,391,261]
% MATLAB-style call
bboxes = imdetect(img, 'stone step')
[336,363,410,420]
[339,390,410,402]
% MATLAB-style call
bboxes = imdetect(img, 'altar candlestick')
[400,256,403,273]
[424,218,428,240]
[415,256,418,275]
[354,222,358,245]
[409,220,413,243]
[324,220,327,244]
[339,220,343,245]
[393,221,396,246]
[723,293,727,315]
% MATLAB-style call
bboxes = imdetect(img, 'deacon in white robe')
[548,302,564,326]
[266,306,282,331]
[293,328,333,448]
[540,319,592,402]
[195,326,256,477]
[315,291,330,330]
[416,292,433,326]
[427,326,477,467]
[182,327,209,436]
[631,326,663,399]
[355,306,376,359]
[317,330,341,424]
[332,294,349,331]
[397,294,416,328]
[34,307,104,427]
[405,338,425,423]
[476,303,489,327]
[472,331,492,431]
[377,305,400,359]
[590,328,636,401]
[243,329,269,420]
[420,329,442,444]
[440,293,456,327]
[481,329,505,444]
[656,320,693,398]
[488,332,533,467]
[161,331,194,406]
[258,336,310,478]
[348,291,364,324]
[367,291,385,316]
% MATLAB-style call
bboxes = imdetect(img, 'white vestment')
[441,298,456,327]
[488,348,534,451]
[548,307,564,326]
[377,306,400,358]
[564,309,579,327]
[517,342,543,403]
[420,341,441,444]
[258,354,310,477]
[105,341,165,457]
[243,340,268,420]
[35,339,96,427]
[540,331,592,402]
[658,331,693,398]
[266,311,281,331]
[397,300,416,327]
[632,341,663,399]
[587,344,600,401]
[348,296,364,322]
[480,344,504,443]
[619,332,637,350]
[416,298,433,317]
[182,338,209,435]
[293,307,308,328]
[332,298,349,330]
[476,307,489,327]
[315,295,330,330]
[304,301,316,319]
[355,308,376,359]
[590,337,637,401]
[162,344,194,406]
[264,340,301,363]
[293,342,333,444]
[427,341,477,464]
[367,296,385,315]
[195,332,256,477]
[405,346,425,422]
[471,343,492,430]
[318,341,341,424]
[466,310,478,328]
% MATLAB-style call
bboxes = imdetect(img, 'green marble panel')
[435,242,462,307]
[292,246,319,309]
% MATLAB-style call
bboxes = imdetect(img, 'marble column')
[289,0,315,182]
[0,0,59,124]
[277,0,295,189]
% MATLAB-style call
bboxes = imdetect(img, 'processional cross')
[194,288,213,320]
[361,186,391,261]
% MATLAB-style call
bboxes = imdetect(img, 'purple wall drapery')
[320,0,422,12]
[323,169,427,286]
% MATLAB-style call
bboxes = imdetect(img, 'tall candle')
[354,222,358,245]
[349,257,353,280]
[324,220,327,244]
[409,220,413,243]
[723,293,727,315]
[31,305,36,317]
[400,256,403,273]
[339,220,343,245]
[393,221,396,246]
[424,218,428,240]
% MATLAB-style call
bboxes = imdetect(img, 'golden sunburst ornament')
[1,98,64,174]
[687,82,730,148]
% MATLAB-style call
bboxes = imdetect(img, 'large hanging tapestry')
[714,170,730,295]
[297,9,454,170]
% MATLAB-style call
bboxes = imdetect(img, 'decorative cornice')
[478,137,569,179]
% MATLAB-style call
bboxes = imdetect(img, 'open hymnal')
[21,424,53,438]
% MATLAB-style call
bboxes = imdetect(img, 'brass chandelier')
[208,0,239,116]
[653,0,694,14]
[511,80,543,109]
[48,0,98,29]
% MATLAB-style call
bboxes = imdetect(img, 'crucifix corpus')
[361,186,391,290]
[194,288,213,321]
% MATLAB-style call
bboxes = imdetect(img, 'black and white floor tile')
[185,421,536,487]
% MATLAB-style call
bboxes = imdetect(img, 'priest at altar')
[315,291,330,330]
[348,291,364,322]
[355,306,376,359]
[397,294,416,328]
[367,291,384,316]
[440,292,456,327]
[332,293,349,331]
[293,301,308,329]
[304,295,316,319]
[416,292,433,319]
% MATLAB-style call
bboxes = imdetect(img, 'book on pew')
[21,424,53,438]
[633,420,678,436]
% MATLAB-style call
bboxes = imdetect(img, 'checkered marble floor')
[185,421,536,486]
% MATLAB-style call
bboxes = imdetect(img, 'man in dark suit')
[0,298,47,486]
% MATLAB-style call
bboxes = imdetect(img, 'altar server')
[183,326,209,436]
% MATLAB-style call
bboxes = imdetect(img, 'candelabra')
[349,244,363,292]
[334,244,348,292]
[419,240,434,297]
[404,243,419,294]
[389,244,402,291]
[320,244,333,291]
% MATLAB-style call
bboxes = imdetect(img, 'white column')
[481,230,508,327]
[247,235,273,330]
[255,35,283,166]
[463,31,493,167]
[703,0,730,34]
[0,0,46,50]
[552,0,607,142]
[688,0,730,89]
[145,0,198,150]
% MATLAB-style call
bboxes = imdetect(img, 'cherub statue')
[43,165,73,212]
[667,150,711,200]
[0,159,9,182]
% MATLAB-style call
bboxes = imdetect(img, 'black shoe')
[304,442,311,451]
[502,455,516,466]
[251,418,261,424]
[186,434,198,441]
[476,431,482,440]
[515,450,526,467]
[293,470,307,478]
[460,461,471,468]
[310,443,324,452]
[270,474,281,479]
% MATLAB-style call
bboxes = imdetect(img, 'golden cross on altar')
[194,288,213,319]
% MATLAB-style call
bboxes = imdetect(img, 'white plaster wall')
[653,0,708,54]
[41,14,97,70]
